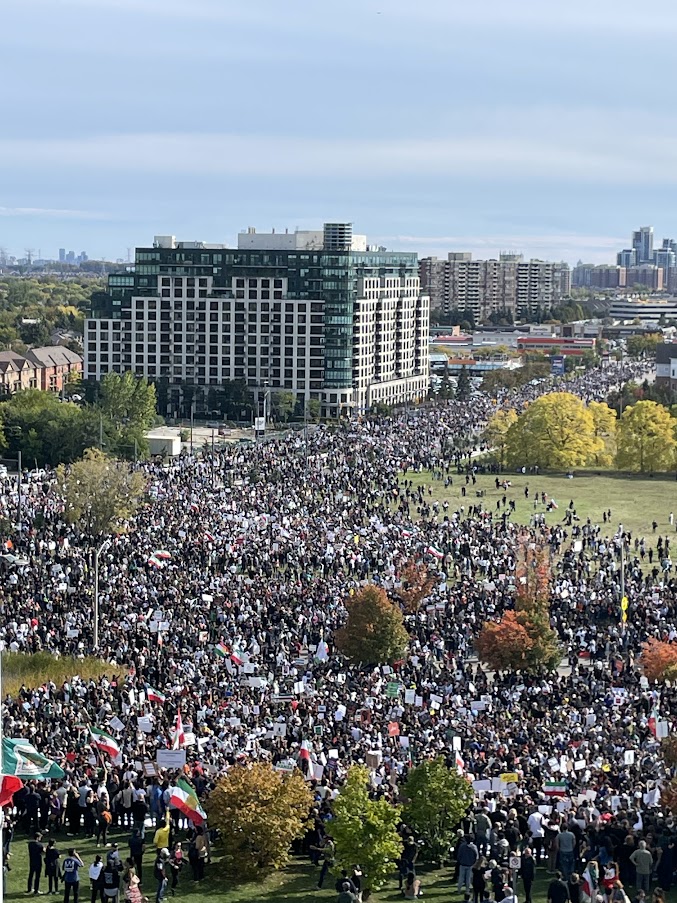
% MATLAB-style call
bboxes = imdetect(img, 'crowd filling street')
[1,360,676,903]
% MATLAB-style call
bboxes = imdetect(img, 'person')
[633,891,647,903]
[399,837,419,890]
[557,824,577,881]
[520,848,536,903]
[458,835,480,894]
[96,795,112,849]
[527,809,545,862]
[45,839,61,896]
[152,812,170,854]
[548,870,570,903]
[101,861,120,903]
[473,855,488,903]
[499,884,518,903]
[153,850,168,903]
[169,843,183,896]
[630,841,653,894]
[27,831,45,896]
[403,871,422,899]
[568,872,582,903]
[192,828,207,883]
[62,848,84,903]
[317,835,335,890]
[129,831,145,884]
[609,880,628,903]
[88,855,103,903]
[337,880,358,903]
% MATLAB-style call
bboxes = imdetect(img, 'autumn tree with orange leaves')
[396,560,437,613]
[475,541,561,673]
[640,638,677,683]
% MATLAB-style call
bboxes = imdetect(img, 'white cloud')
[0,113,676,186]
[0,206,109,220]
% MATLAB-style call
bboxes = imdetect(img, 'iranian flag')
[204,531,215,543]
[90,728,121,759]
[426,545,444,560]
[214,642,229,658]
[648,704,659,738]
[0,774,23,807]
[455,751,465,773]
[147,687,166,706]
[543,780,567,796]
[169,777,206,826]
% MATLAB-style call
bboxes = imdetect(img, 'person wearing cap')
[153,849,169,903]
[337,880,358,903]
[499,884,518,903]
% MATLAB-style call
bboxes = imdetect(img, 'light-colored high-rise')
[85,224,429,420]
[419,253,570,321]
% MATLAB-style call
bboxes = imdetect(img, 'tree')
[616,401,677,473]
[476,542,561,673]
[505,392,602,470]
[99,371,156,428]
[403,757,474,865]
[57,448,146,538]
[270,390,295,423]
[206,762,312,879]
[331,765,402,893]
[456,366,472,401]
[587,401,617,467]
[335,584,409,666]
[483,408,518,470]
[395,560,437,613]
[639,638,677,683]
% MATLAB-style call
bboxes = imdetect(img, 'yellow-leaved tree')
[616,400,677,473]
[483,408,518,470]
[207,762,312,879]
[505,392,602,470]
[588,401,618,467]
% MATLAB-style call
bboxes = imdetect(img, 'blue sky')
[2,0,677,263]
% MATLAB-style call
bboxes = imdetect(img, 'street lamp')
[93,537,112,648]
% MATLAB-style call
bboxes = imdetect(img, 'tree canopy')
[335,584,410,666]
[616,400,677,473]
[57,448,146,538]
[331,765,402,892]
[206,762,312,880]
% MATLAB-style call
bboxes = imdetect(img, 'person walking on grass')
[62,849,84,903]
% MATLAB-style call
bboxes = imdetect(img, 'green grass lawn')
[405,471,677,542]
[6,828,676,903]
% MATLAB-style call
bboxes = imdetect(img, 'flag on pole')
[230,651,244,667]
[172,711,186,750]
[90,728,121,759]
[454,751,465,773]
[204,531,215,543]
[214,642,229,658]
[147,687,166,706]
[2,738,65,779]
[648,703,659,738]
[426,545,444,560]
[168,777,206,825]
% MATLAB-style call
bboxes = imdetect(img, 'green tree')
[331,765,402,893]
[483,408,518,470]
[456,365,472,401]
[206,762,312,880]
[403,757,474,865]
[57,447,146,538]
[505,392,602,470]
[616,400,677,473]
[335,584,409,666]
[270,390,295,423]
[98,371,156,428]
[306,398,321,422]
[0,390,98,466]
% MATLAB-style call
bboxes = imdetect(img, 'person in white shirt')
[527,809,545,861]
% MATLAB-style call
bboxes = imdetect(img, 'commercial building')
[516,336,596,356]
[419,253,570,320]
[608,297,677,323]
[572,264,626,290]
[85,224,429,420]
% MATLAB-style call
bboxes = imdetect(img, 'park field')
[403,471,677,541]
[5,827,676,903]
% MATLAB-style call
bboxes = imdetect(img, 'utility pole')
[99,413,104,450]
[16,450,21,542]
[93,537,112,649]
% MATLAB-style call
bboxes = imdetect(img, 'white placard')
[156,749,186,769]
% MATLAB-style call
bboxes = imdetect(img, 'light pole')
[93,537,112,649]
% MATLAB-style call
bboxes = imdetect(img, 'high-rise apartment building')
[85,224,429,420]
[419,253,570,320]
[572,264,626,289]
[632,226,654,264]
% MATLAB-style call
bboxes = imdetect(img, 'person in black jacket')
[520,848,536,903]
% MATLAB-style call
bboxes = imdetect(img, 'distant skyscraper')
[59,248,66,263]
[631,226,654,264]
[66,251,75,264]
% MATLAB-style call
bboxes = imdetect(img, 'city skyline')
[4,0,677,263]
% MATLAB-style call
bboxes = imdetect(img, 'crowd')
[1,359,675,900]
